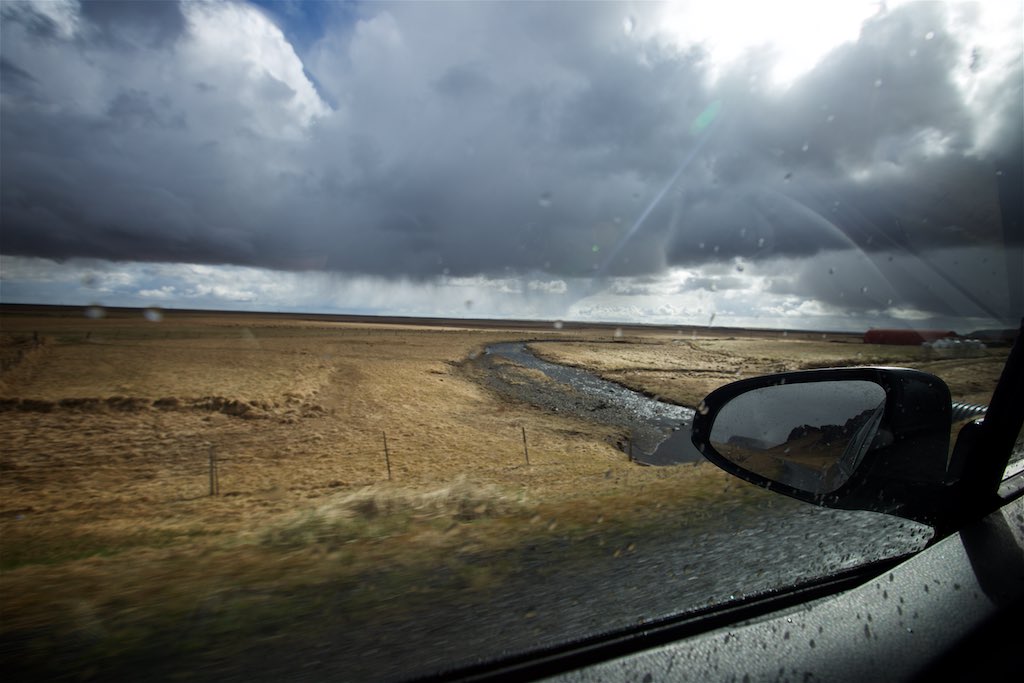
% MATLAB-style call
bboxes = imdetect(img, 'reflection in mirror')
[709,381,886,495]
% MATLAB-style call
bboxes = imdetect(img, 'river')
[482,342,703,465]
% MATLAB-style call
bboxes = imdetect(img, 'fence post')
[382,431,393,481]
[208,446,219,496]
[521,426,530,466]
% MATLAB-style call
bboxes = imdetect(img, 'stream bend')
[481,342,702,465]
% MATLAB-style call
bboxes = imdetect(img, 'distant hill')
[786,407,878,449]
[966,329,1018,346]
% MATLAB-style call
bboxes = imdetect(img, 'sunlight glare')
[653,1,880,86]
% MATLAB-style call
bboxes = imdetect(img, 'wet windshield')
[1,1,1021,680]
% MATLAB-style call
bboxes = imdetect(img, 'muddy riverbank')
[464,341,702,465]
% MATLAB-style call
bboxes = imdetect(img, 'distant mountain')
[966,329,1018,346]
[786,407,878,448]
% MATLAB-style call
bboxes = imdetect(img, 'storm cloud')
[1,0,1021,325]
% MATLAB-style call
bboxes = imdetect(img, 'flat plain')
[0,306,1008,678]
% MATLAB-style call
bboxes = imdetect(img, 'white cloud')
[528,279,568,294]
[1,253,1014,334]
[653,0,877,86]
[138,286,176,300]
[181,1,328,139]
[882,306,935,322]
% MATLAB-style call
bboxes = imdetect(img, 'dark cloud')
[770,3,969,168]
[0,2,64,39]
[0,57,36,91]
[757,244,1018,321]
[663,151,1008,267]
[79,0,186,49]
[0,1,1020,323]
[433,64,493,99]
[106,89,186,129]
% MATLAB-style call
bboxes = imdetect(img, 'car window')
[1,1,1020,680]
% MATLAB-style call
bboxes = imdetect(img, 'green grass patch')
[0,527,213,571]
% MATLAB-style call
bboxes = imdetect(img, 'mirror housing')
[691,367,955,527]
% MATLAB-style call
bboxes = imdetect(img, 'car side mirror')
[691,367,955,527]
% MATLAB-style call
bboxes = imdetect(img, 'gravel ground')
[470,342,701,465]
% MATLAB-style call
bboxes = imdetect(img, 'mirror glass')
[709,380,886,495]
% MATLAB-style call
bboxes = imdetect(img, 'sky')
[1,0,1021,332]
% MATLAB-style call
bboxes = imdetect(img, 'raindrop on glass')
[538,192,553,208]
[84,305,106,319]
[623,15,636,36]
[801,142,809,152]
[757,237,765,247]
[553,320,564,330]
[697,400,709,416]
[874,79,883,88]
[924,31,935,40]
[735,262,745,273]
[828,267,835,275]
[143,307,163,322]
[861,286,869,294]
[614,327,623,339]
[826,114,835,122]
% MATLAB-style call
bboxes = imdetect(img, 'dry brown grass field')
[0,306,1008,675]
[528,332,1004,407]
